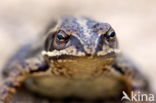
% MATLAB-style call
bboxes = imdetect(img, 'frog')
[0,17,150,103]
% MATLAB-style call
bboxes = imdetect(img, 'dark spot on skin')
[59,72,65,76]
[0,88,15,96]
[92,23,104,32]
[51,70,55,74]
[4,81,19,88]
[21,62,28,69]
[0,90,9,95]
[102,68,108,72]
[85,53,91,56]
[57,67,63,70]
[30,64,49,73]
[112,64,125,75]
[2,71,9,78]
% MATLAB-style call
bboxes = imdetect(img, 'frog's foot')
[0,78,21,103]
[0,59,49,103]
[0,87,14,103]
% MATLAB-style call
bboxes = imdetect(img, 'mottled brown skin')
[0,17,150,103]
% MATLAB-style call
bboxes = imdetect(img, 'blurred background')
[0,0,156,93]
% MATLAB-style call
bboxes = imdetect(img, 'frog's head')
[42,17,120,60]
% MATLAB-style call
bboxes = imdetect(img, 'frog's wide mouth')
[42,50,119,60]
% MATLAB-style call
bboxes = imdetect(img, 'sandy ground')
[0,0,156,101]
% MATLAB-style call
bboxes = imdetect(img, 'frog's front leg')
[122,72,150,103]
[0,59,49,103]
[114,60,150,103]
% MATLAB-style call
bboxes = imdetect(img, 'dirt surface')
[0,0,156,102]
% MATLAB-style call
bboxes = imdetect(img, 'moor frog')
[0,17,150,103]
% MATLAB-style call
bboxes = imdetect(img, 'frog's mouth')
[42,49,120,60]
[42,49,120,79]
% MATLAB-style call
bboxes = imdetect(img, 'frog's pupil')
[109,32,115,37]
[57,34,65,40]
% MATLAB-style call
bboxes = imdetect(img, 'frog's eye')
[57,34,65,40]
[56,30,69,42]
[108,31,116,38]
[107,31,116,39]
[53,30,70,50]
